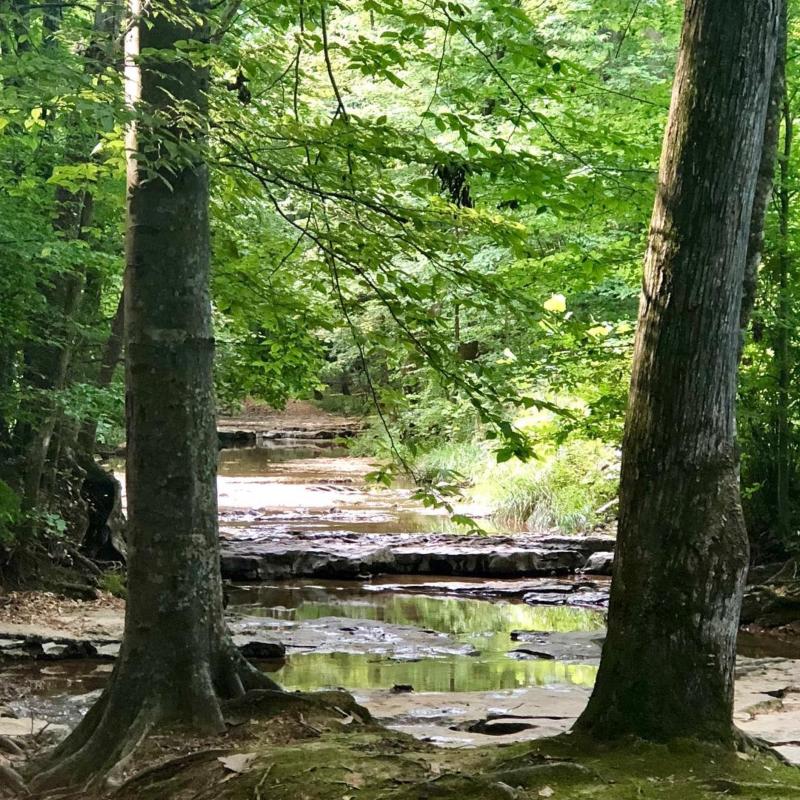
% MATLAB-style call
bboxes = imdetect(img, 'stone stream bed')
[3,441,800,758]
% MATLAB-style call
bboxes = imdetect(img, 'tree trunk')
[31,0,278,788]
[773,94,793,542]
[575,0,780,744]
[77,290,125,455]
[740,0,786,336]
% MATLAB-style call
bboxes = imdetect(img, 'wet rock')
[507,631,604,663]
[228,615,476,659]
[464,718,538,735]
[521,592,570,606]
[41,640,98,660]
[391,684,414,693]
[221,532,615,581]
[96,642,121,659]
[234,639,287,660]
[0,635,115,662]
[565,590,610,609]
[218,430,257,447]
[509,648,556,660]
[582,551,614,575]
[522,585,609,609]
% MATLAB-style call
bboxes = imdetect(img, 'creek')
[6,440,800,753]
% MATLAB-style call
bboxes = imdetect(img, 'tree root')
[0,736,25,758]
[28,649,286,792]
[0,759,27,797]
[735,729,792,764]
[223,688,372,725]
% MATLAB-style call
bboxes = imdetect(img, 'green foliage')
[480,440,618,533]
[2,0,794,557]
[412,438,618,534]
[0,480,21,545]
[99,569,127,598]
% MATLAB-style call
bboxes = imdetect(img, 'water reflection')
[267,651,598,692]
[219,443,349,475]
[229,581,604,691]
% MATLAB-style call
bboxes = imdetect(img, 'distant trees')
[576,0,782,743]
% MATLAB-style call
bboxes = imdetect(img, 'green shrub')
[0,479,21,545]
[477,440,618,533]
[413,441,488,486]
[99,570,127,598]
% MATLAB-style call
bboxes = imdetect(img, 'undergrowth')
[413,439,618,533]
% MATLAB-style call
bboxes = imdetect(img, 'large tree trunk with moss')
[31,0,278,789]
[575,0,780,744]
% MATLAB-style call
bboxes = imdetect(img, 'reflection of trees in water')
[235,586,603,692]
[276,650,598,693]
[234,590,604,635]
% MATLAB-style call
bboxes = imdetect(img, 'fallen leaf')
[218,753,257,774]
[539,787,554,798]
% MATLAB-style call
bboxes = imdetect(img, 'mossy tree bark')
[31,0,279,789]
[575,0,780,744]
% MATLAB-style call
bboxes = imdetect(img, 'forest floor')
[49,705,800,800]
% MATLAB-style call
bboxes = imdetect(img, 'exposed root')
[29,699,156,793]
[0,759,27,797]
[735,729,792,764]
[223,688,372,725]
[110,748,232,795]
[0,736,25,758]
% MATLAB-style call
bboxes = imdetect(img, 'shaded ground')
[43,710,800,800]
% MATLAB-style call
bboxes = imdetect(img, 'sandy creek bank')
[3,435,800,765]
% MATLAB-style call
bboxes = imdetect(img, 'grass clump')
[412,439,618,534]
[478,440,618,533]
[99,570,127,598]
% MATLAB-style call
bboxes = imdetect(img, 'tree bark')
[773,94,793,542]
[740,0,786,337]
[77,290,125,456]
[31,0,278,789]
[575,0,780,744]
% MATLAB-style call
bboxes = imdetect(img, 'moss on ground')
[104,693,800,800]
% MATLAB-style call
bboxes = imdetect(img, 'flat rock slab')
[0,716,67,737]
[228,615,477,659]
[359,577,610,608]
[509,631,605,662]
[220,532,616,581]
[353,657,800,759]
[0,632,281,663]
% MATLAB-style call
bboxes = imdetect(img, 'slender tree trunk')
[740,0,786,336]
[575,0,780,744]
[77,290,125,455]
[774,95,793,542]
[32,0,278,788]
